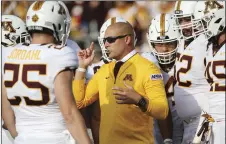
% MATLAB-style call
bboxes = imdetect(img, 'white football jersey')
[142,52,184,144]
[140,52,160,68]
[174,34,210,118]
[162,68,176,112]
[205,43,225,120]
[2,43,77,135]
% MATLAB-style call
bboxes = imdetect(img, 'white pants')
[2,128,14,144]
[181,116,200,144]
[210,120,225,144]
[153,110,184,144]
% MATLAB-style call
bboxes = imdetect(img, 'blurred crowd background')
[2,1,176,54]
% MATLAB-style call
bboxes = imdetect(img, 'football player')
[173,1,211,143]
[146,13,184,144]
[1,14,30,144]
[2,1,91,144]
[204,6,225,144]
[192,1,225,143]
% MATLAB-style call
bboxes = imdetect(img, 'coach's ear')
[125,35,132,45]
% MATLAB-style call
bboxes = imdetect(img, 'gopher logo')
[1,21,16,33]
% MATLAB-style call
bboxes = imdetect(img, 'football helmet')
[193,1,225,39]
[1,15,30,47]
[174,1,198,40]
[26,1,71,47]
[98,17,137,62]
[207,6,225,38]
[147,13,181,65]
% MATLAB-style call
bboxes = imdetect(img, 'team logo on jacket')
[123,74,133,81]
[150,74,163,80]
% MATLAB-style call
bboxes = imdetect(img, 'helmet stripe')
[160,13,166,37]
[176,0,181,11]
[32,1,45,11]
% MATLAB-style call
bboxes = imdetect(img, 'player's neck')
[31,33,55,44]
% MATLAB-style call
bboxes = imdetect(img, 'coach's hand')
[112,81,141,104]
[77,42,95,68]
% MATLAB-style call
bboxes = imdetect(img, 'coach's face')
[104,26,127,61]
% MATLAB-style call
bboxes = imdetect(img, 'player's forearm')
[64,108,91,144]
[157,110,173,140]
[2,101,17,138]
[2,112,17,138]
[6,124,17,138]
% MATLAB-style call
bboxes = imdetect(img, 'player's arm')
[54,70,91,144]
[143,63,169,119]
[1,80,17,138]
[157,108,173,143]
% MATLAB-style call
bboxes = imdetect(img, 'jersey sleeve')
[66,39,81,65]
[49,46,78,80]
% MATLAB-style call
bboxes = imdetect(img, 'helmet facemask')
[147,13,181,71]
[57,1,71,48]
[193,1,225,39]
[147,36,179,65]
[174,1,198,40]
[174,15,197,40]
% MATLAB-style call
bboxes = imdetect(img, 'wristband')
[77,67,86,72]
[164,138,173,144]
